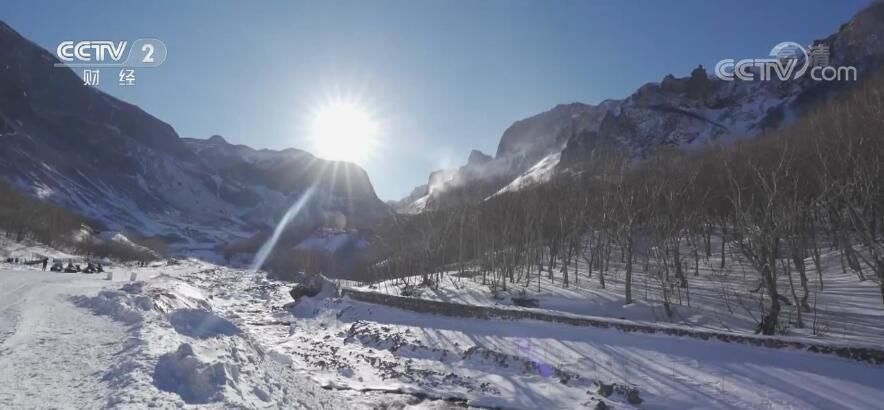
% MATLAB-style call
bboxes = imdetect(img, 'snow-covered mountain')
[398,3,884,213]
[0,21,390,249]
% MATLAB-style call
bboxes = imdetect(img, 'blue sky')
[2,0,869,200]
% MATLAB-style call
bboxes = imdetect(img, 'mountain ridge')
[0,20,390,250]
[397,2,884,213]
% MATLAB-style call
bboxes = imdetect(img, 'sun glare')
[311,102,378,164]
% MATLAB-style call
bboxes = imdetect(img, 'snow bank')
[70,289,150,325]
[70,265,350,408]
[169,309,241,339]
[153,343,229,404]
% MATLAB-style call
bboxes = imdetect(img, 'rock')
[594,381,614,397]
[592,400,609,410]
[624,387,643,405]
[467,149,492,166]
[512,296,539,308]
[288,273,329,301]
[686,64,711,100]
[289,284,314,300]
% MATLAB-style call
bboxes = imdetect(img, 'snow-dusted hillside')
[0,22,390,251]
[489,151,561,198]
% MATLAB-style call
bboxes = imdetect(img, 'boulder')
[624,387,643,405]
[288,273,331,301]
[594,381,614,398]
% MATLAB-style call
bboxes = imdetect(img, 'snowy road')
[0,269,125,409]
[0,265,394,409]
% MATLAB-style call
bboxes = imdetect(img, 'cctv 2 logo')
[55,39,167,67]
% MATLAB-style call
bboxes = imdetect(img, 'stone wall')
[341,288,884,365]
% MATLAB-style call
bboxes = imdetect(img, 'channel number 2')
[142,44,155,64]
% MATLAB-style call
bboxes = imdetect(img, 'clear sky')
[2,0,869,200]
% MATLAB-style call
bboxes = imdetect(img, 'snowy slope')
[354,239,884,347]
[489,152,561,198]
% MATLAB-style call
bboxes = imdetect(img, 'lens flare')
[251,187,316,271]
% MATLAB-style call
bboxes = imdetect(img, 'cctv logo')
[56,41,128,63]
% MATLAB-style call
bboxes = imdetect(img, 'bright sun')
[311,102,378,164]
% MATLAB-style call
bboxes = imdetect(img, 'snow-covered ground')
[0,260,353,409]
[2,241,884,409]
[191,267,884,409]
[0,270,126,408]
[355,245,884,347]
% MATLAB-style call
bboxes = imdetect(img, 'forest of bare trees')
[0,179,89,248]
[372,71,884,336]
[0,179,165,263]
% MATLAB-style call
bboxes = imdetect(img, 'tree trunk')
[719,223,727,269]
[624,240,634,305]
[758,249,781,335]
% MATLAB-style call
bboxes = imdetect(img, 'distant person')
[42,258,48,271]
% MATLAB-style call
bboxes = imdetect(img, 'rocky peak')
[494,102,613,172]
[207,134,229,145]
[467,150,492,166]
[686,65,711,100]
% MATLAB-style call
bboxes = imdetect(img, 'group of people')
[46,259,103,273]
[4,256,106,274]
[5,256,47,268]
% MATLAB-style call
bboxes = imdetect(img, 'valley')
[2,2,884,409]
